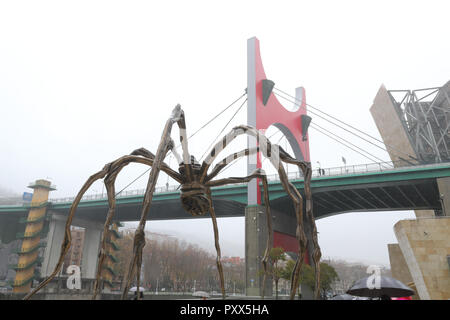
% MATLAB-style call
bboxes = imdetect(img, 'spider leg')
[276,164,308,300]
[92,166,122,300]
[121,105,184,300]
[23,149,177,300]
[22,115,180,302]
[202,126,318,300]
[131,146,183,183]
[92,149,179,299]
[207,168,273,299]
[205,188,226,300]
[278,147,321,299]
[23,168,109,300]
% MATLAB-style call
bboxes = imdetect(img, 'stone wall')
[394,217,450,300]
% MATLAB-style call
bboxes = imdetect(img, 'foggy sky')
[0,1,448,266]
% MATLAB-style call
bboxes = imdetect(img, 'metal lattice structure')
[388,81,450,164]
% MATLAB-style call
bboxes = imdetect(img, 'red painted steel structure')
[247,37,310,261]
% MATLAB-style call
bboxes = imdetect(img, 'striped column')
[12,179,55,293]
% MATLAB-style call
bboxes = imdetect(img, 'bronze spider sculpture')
[24,104,321,300]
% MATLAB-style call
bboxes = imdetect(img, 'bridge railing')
[264,159,415,181]
[48,159,421,203]
[49,184,181,203]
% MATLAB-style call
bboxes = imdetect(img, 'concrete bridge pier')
[40,215,66,278]
[245,205,272,297]
[437,177,450,216]
[245,204,314,299]
[41,213,103,281]
[80,224,102,279]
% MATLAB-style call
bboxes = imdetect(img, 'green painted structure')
[1,162,449,227]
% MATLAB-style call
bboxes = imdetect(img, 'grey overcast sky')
[1,0,449,266]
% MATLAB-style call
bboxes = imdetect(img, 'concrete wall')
[388,243,414,285]
[394,217,450,300]
[387,243,418,299]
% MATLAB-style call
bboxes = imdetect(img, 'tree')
[281,259,339,299]
[259,247,286,299]
[317,263,339,299]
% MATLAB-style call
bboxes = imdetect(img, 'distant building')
[63,227,85,273]
[222,256,244,267]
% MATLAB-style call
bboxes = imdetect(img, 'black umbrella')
[347,276,414,298]
[330,294,369,300]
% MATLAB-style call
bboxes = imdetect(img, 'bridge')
[2,160,448,221]
[1,36,448,299]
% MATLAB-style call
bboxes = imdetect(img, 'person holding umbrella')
[346,275,414,300]
[129,286,145,300]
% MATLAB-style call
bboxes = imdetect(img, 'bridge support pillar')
[437,177,450,216]
[41,213,103,281]
[245,205,272,297]
[80,226,102,279]
[41,215,66,278]
[245,204,315,299]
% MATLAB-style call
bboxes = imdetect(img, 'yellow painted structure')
[13,179,55,293]
[102,222,121,290]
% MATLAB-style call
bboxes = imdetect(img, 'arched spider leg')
[209,160,306,300]
[200,125,316,300]
[278,147,321,299]
[23,168,109,300]
[207,168,273,299]
[92,168,119,300]
[264,149,311,300]
[92,148,182,300]
[23,151,181,301]
[121,105,186,300]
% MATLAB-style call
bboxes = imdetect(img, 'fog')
[0,0,448,266]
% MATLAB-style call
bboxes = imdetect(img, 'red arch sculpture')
[247,37,311,261]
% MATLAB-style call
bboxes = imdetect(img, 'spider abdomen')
[180,182,211,216]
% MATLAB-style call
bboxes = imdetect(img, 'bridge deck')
[1,162,449,222]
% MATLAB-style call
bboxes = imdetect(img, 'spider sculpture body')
[24,104,321,300]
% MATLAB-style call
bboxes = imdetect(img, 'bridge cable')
[171,91,247,154]
[199,97,248,162]
[115,91,247,197]
[273,87,419,161]
[260,122,386,170]
[309,124,386,165]
[311,122,387,163]
[274,91,393,157]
